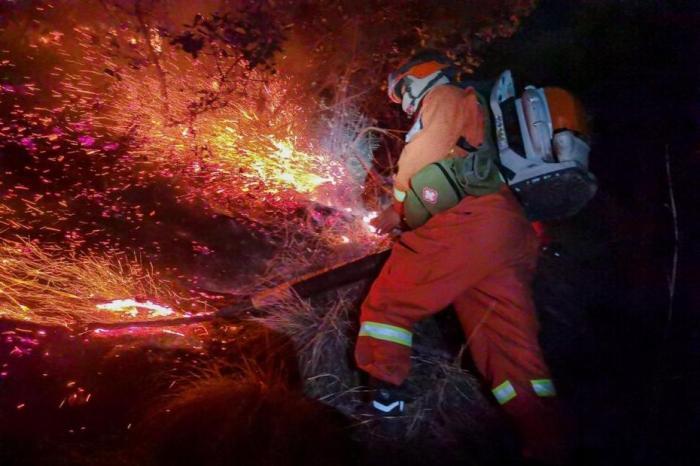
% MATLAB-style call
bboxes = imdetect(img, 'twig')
[133,0,171,119]
[650,144,681,423]
[353,126,406,144]
[352,126,406,196]
[664,144,679,337]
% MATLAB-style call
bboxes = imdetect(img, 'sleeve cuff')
[393,187,407,203]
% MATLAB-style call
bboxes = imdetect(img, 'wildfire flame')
[1,7,385,243]
[0,3,386,328]
[0,239,203,327]
[95,299,175,318]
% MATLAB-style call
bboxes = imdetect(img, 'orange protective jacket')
[394,84,484,193]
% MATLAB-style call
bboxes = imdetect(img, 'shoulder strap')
[452,90,504,194]
[456,136,478,153]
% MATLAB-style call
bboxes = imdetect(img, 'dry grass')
[0,237,202,327]
[225,213,513,462]
[252,285,363,401]
[252,282,505,463]
[400,349,504,460]
[137,359,356,466]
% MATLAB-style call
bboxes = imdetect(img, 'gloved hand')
[371,206,402,235]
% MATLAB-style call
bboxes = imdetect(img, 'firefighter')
[355,50,571,464]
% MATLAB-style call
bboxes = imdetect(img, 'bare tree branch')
[133,0,171,119]
[664,143,679,336]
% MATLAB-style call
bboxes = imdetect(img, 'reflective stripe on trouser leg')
[531,379,557,397]
[492,380,517,405]
[359,322,413,347]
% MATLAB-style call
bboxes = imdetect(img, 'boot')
[368,377,407,416]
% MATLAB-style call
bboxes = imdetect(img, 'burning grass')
[0,238,207,327]
[1,3,388,256]
[56,14,378,230]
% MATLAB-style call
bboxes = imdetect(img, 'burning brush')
[0,238,206,328]
[2,5,389,253]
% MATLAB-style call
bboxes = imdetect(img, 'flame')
[95,298,175,318]
[2,11,373,230]
[0,5,387,320]
[211,130,336,195]
[0,239,201,327]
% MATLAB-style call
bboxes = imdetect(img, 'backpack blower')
[489,70,597,220]
[402,70,597,228]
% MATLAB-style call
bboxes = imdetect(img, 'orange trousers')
[356,188,570,463]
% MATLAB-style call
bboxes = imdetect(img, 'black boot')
[368,377,407,416]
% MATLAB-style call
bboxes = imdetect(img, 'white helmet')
[387,51,455,115]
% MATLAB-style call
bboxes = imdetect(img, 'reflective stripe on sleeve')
[531,379,557,397]
[359,322,412,347]
[492,380,517,405]
[393,187,407,203]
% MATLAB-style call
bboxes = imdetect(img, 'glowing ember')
[96,299,175,318]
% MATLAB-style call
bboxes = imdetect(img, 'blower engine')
[490,70,597,220]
